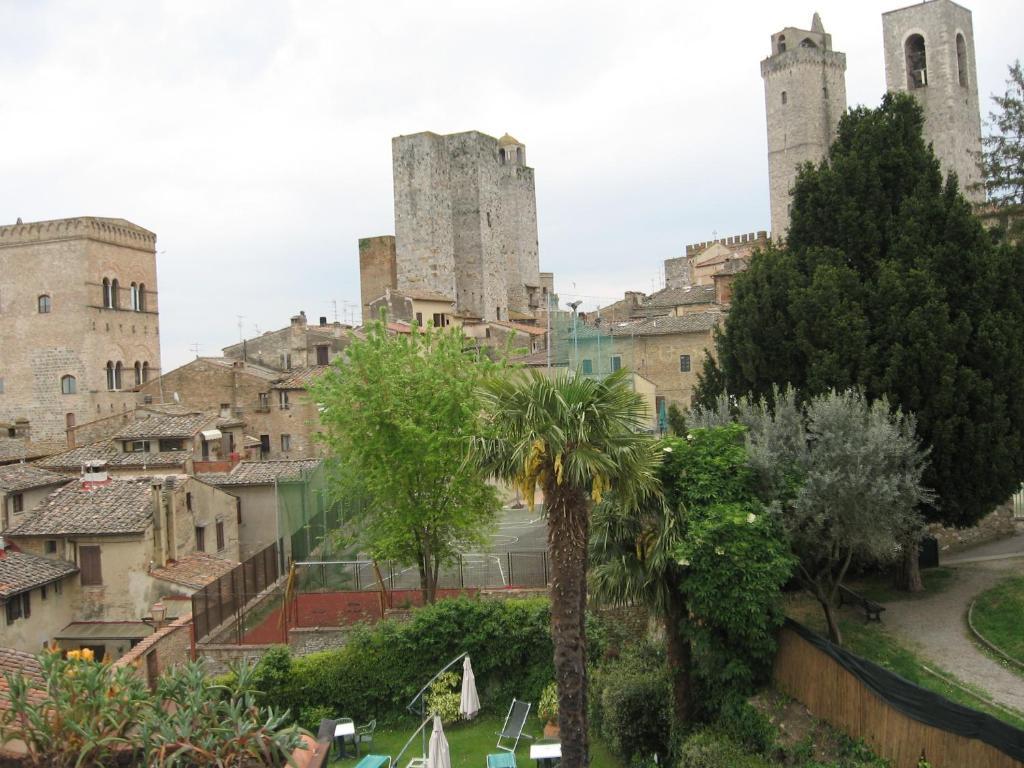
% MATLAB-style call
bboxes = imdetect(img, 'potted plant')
[538,682,559,739]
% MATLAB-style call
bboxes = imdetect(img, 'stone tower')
[761,13,848,240]
[392,130,542,322]
[882,0,984,203]
[0,217,162,444]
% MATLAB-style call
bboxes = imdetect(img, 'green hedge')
[248,597,554,723]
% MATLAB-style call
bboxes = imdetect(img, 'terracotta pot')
[543,721,560,739]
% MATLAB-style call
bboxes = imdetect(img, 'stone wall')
[928,503,1019,553]
[882,0,983,203]
[359,236,398,322]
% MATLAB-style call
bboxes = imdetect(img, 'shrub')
[425,672,462,724]
[537,682,558,724]
[594,642,672,763]
[252,596,554,723]
[677,729,774,768]
[714,697,776,755]
[298,704,337,733]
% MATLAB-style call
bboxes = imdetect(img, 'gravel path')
[881,558,1024,713]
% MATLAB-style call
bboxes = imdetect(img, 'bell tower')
[882,0,984,202]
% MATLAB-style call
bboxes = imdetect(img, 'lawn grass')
[971,575,1024,665]
[784,590,1024,731]
[327,714,622,768]
[845,566,956,604]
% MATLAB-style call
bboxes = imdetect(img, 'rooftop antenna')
[237,315,245,343]
[189,342,201,358]
[331,300,339,323]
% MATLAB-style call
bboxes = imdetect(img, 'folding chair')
[495,698,533,753]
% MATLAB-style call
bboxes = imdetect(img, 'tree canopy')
[310,321,501,603]
[980,60,1024,208]
[697,92,1024,538]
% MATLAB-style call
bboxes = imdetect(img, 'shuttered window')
[216,521,225,552]
[80,546,102,586]
[195,526,206,552]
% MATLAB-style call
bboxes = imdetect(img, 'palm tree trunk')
[663,586,691,723]
[547,483,591,768]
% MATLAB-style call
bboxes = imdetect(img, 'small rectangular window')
[581,359,593,375]
[316,345,329,365]
[610,356,622,372]
[45,540,57,554]
[5,596,22,624]
[126,440,149,453]
[259,434,271,458]
[281,434,291,452]
[679,355,691,373]
[219,403,231,418]
[258,392,270,411]
[186,492,193,511]
[79,546,102,586]
[278,391,289,410]
[158,439,182,452]
[415,312,423,326]
[236,497,243,525]
[12,494,23,514]
[41,585,47,600]
[216,521,225,551]
[195,526,205,552]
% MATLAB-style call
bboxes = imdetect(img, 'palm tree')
[590,496,692,724]
[477,368,661,768]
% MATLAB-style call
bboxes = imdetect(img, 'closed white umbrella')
[427,714,451,768]
[459,655,480,720]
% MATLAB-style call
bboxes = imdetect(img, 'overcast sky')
[2,1,1019,370]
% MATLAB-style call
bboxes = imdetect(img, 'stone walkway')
[881,554,1024,713]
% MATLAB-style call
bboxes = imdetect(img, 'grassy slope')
[327,715,621,768]
[785,571,1024,731]
[971,575,1024,664]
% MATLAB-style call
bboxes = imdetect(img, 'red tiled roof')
[274,366,329,390]
[150,554,238,589]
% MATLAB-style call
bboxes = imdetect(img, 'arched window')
[777,34,786,53]
[106,361,115,391]
[110,279,120,309]
[134,362,142,386]
[114,361,123,390]
[781,91,788,105]
[102,278,112,308]
[800,38,817,49]
[37,295,51,314]
[137,283,146,311]
[130,283,139,311]
[60,375,76,395]
[142,361,150,383]
[905,34,927,89]
[956,33,968,87]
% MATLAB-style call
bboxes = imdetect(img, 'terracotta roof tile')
[0,647,42,682]
[0,465,70,493]
[274,366,329,390]
[642,284,717,309]
[198,459,322,487]
[7,478,156,537]
[608,312,721,336]
[150,553,238,589]
[0,551,78,598]
[114,413,213,440]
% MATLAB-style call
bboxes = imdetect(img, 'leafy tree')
[310,320,501,604]
[666,403,688,436]
[979,61,1024,210]
[477,369,661,768]
[696,92,1024,591]
[739,389,931,645]
[591,425,793,722]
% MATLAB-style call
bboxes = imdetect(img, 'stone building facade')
[391,131,543,322]
[222,311,352,371]
[0,217,162,444]
[761,15,848,240]
[882,0,984,202]
[359,236,398,323]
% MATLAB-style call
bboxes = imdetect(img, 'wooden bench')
[839,584,885,622]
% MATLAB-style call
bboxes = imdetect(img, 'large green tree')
[477,369,660,768]
[697,92,1024,589]
[980,61,1024,208]
[311,321,501,604]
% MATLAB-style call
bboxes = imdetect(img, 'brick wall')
[112,613,194,686]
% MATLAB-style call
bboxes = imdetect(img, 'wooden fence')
[773,624,1024,768]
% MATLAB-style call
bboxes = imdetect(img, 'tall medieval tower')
[392,131,542,322]
[882,0,984,203]
[761,13,848,240]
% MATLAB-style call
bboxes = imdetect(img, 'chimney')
[151,480,165,565]
[81,461,111,489]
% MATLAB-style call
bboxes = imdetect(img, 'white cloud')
[1,0,1019,366]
